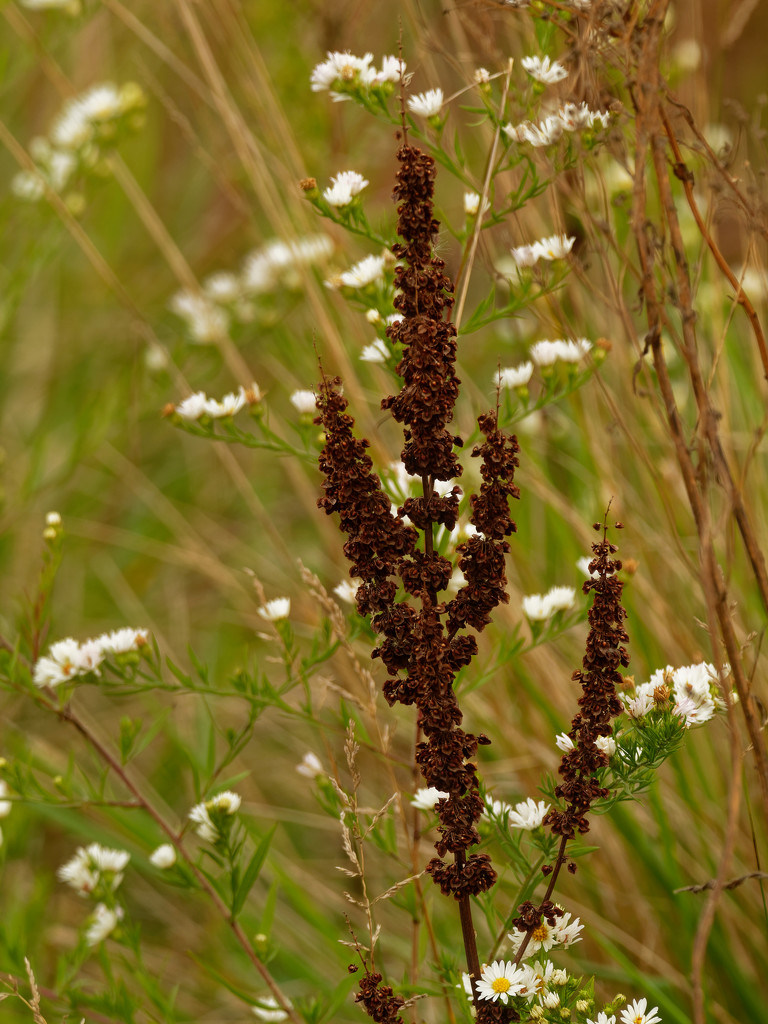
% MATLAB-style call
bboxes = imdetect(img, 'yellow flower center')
[491,978,511,994]
[532,923,549,942]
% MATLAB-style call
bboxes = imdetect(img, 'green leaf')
[232,825,277,917]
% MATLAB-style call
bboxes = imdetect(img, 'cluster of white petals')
[407,88,444,119]
[252,997,291,1022]
[289,389,317,415]
[463,191,491,217]
[33,629,149,688]
[625,662,732,728]
[530,338,592,365]
[556,732,616,757]
[508,910,583,956]
[85,902,124,946]
[411,786,449,811]
[498,362,534,389]
[175,383,261,422]
[510,233,575,267]
[329,253,388,290]
[504,101,610,149]
[323,170,369,207]
[296,752,324,779]
[620,999,662,1024]
[189,790,242,843]
[258,598,291,621]
[333,579,362,604]
[506,797,550,830]
[310,52,407,101]
[12,81,145,202]
[476,960,528,1003]
[521,55,569,84]
[170,235,333,342]
[522,585,576,621]
[149,844,177,869]
[58,843,130,896]
[360,338,390,363]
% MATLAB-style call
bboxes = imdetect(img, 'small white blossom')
[189,790,241,843]
[476,961,527,1004]
[485,796,513,818]
[411,787,449,811]
[376,56,407,85]
[337,253,387,289]
[551,969,568,986]
[522,594,550,620]
[474,67,491,85]
[558,338,593,362]
[45,511,62,527]
[545,585,576,612]
[509,242,540,267]
[85,903,123,946]
[360,339,390,363]
[407,88,444,119]
[595,734,617,757]
[259,598,291,621]
[588,1014,616,1024]
[552,911,583,948]
[556,732,575,752]
[620,998,662,1024]
[310,51,375,95]
[530,341,562,367]
[507,797,550,830]
[536,234,576,260]
[175,392,210,421]
[463,191,490,217]
[205,388,248,419]
[149,844,176,869]
[499,362,533,389]
[289,389,316,415]
[673,696,715,727]
[542,991,561,1009]
[521,55,568,84]
[252,997,290,1022]
[365,308,381,323]
[0,781,12,818]
[296,752,324,779]
[58,843,129,896]
[323,170,369,207]
[626,692,654,718]
[189,803,217,843]
[96,627,149,655]
[11,170,46,201]
[333,579,361,604]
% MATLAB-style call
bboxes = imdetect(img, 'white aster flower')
[252,997,290,1022]
[203,272,240,303]
[58,844,129,895]
[558,101,592,131]
[338,253,387,289]
[463,191,490,217]
[0,781,12,818]
[542,991,561,1009]
[333,579,361,604]
[522,117,564,147]
[259,598,291,621]
[149,844,176,869]
[289,389,316,415]
[365,308,381,323]
[411,786,449,811]
[485,796,513,818]
[376,55,407,85]
[175,391,209,421]
[75,640,104,674]
[208,790,241,814]
[58,849,99,895]
[672,663,714,705]
[522,593,550,620]
[85,902,123,946]
[474,67,491,85]
[595,734,617,757]
[626,692,654,718]
[407,88,444,119]
[510,242,540,267]
[205,388,248,418]
[620,998,662,1024]
[33,637,82,688]
[189,802,217,843]
[673,695,715,727]
[96,627,149,655]
[360,339,390,363]
[323,170,369,207]
[87,843,130,879]
[530,340,564,367]
[476,960,527,1003]
[499,362,533,388]
[296,752,324,779]
[535,234,575,260]
[588,1014,616,1024]
[507,797,549,830]
[557,338,593,362]
[556,732,575,752]
[310,51,375,94]
[545,585,576,612]
[551,969,568,986]
[552,911,583,948]
[521,55,568,84]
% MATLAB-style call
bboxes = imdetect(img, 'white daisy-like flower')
[671,663,713,705]
[557,102,593,132]
[485,796,513,818]
[588,1014,616,1024]
[530,341,563,367]
[376,55,407,85]
[203,272,240,304]
[535,234,575,260]
[87,843,130,878]
[551,968,568,986]
[259,598,291,621]
[296,752,324,779]
[463,191,491,217]
[58,849,99,895]
[545,585,576,612]
[289,389,316,415]
[476,960,527,1003]
[411,786,449,811]
[338,253,387,289]
[208,791,241,814]
[33,637,82,688]
[0,781,12,818]
[542,991,561,1009]
[521,55,568,84]
[407,88,444,119]
[360,339,390,363]
[175,392,210,421]
[673,695,715,727]
[323,170,369,207]
[507,797,550,830]
[75,640,104,674]
[552,911,583,948]
[595,734,617,757]
[525,116,564,147]
[85,903,123,946]
[513,963,540,1002]
[365,308,381,323]
[522,594,550,620]
[474,67,491,84]
[252,997,290,1022]
[189,802,217,843]
[625,692,654,718]
[310,51,375,94]
[96,627,149,655]
[557,338,593,363]
[333,579,362,604]
[510,243,540,267]
[508,918,559,955]
[556,732,575,752]
[58,843,129,895]
[620,998,662,1024]
[149,843,176,869]
[498,362,534,389]
[205,388,248,419]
